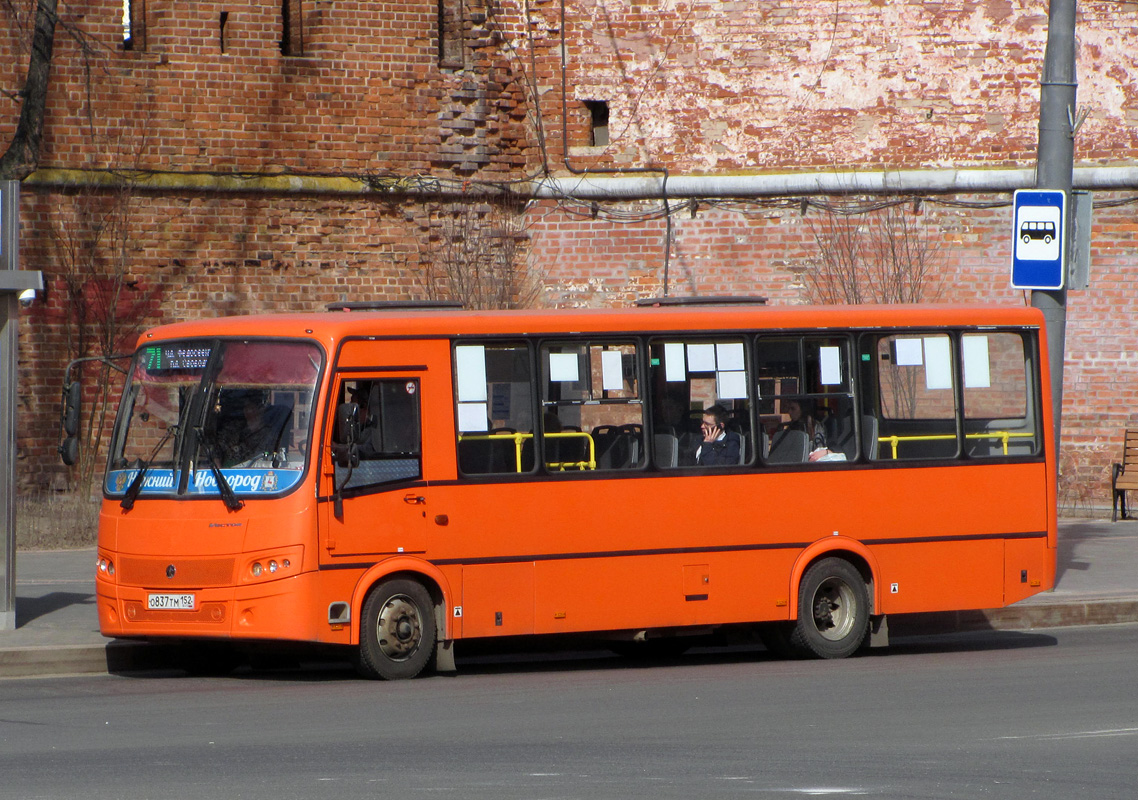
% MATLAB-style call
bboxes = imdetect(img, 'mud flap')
[869,614,889,648]
[434,639,456,673]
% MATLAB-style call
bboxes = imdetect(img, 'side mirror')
[59,381,82,465]
[63,381,81,436]
[59,437,79,466]
[335,402,360,445]
[332,402,360,469]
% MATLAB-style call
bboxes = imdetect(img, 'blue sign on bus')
[1011,189,1066,290]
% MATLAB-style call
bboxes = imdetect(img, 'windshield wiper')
[120,425,178,511]
[194,426,245,511]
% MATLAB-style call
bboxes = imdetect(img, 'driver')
[221,391,283,466]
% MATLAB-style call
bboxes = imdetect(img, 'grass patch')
[16,494,100,550]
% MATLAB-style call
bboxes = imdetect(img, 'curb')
[0,644,111,679]
[4,600,1138,679]
[888,598,1138,637]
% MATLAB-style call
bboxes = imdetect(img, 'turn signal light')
[244,551,299,583]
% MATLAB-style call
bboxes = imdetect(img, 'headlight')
[242,548,302,584]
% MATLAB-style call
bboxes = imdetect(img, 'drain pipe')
[529,165,1138,201]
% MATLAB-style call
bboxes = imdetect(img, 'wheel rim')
[376,594,423,661]
[810,577,857,641]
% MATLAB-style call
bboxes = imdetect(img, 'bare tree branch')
[420,196,542,310]
[805,199,943,306]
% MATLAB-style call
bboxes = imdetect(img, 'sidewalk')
[2,519,1137,679]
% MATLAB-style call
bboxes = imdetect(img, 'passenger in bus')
[780,398,833,462]
[695,405,741,466]
[654,392,702,462]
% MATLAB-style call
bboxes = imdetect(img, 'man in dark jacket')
[696,404,740,466]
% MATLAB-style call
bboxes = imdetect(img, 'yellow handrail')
[879,430,1036,459]
[544,431,597,471]
[457,430,597,472]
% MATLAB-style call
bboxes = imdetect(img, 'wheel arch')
[349,557,453,646]
[788,538,880,621]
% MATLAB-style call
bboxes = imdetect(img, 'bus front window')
[107,343,210,489]
[105,339,324,499]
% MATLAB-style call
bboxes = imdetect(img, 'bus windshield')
[105,339,324,499]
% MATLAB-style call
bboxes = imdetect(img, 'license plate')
[147,593,195,611]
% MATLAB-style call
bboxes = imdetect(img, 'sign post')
[1,181,43,631]
[1030,0,1077,460]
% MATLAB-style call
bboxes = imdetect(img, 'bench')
[1112,429,1138,521]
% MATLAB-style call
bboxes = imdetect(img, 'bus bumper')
[95,570,351,645]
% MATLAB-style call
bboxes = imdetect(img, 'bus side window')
[455,342,536,475]
[870,333,959,461]
[649,339,752,468]
[962,332,1038,457]
[542,342,644,472]
[335,378,421,490]
[756,336,853,463]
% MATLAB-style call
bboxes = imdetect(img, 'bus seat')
[654,433,678,468]
[677,430,701,465]
[767,429,809,464]
[824,412,845,445]
[726,430,746,465]
[860,415,879,460]
[592,425,621,469]
[594,425,642,470]
[261,403,293,451]
[621,424,644,461]
[827,413,853,457]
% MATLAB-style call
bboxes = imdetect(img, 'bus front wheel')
[789,558,869,659]
[358,578,437,680]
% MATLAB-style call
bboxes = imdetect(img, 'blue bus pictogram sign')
[1011,189,1066,290]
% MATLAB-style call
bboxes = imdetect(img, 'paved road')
[2,518,1138,678]
[1,624,1136,800]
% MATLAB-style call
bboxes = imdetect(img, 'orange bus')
[84,302,1056,678]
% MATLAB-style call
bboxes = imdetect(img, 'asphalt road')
[2,625,1137,800]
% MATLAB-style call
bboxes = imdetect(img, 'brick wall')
[529,193,1138,509]
[3,0,1138,509]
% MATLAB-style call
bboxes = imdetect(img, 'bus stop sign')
[1011,189,1067,290]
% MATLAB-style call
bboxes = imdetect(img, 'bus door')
[320,373,430,562]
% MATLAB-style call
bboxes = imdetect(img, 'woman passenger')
[781,398,831,461]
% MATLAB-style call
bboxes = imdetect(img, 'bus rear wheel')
[788,557,869,659]
[358,579,436,680]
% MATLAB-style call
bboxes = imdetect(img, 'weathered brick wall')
[0,0,533,176]
[3,0,1138,510]
[550,0,1138,171]
[530,193,1138,509]
[14,187,463,491]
